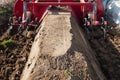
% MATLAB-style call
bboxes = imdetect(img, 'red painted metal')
[14,0,105,25]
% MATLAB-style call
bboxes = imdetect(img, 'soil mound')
[21,11,105,80]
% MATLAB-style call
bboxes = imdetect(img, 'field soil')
[0,21,34,80]
[0,2,120,80]
[89,27,120,80]
[0,3,34,79]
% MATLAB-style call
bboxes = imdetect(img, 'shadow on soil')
[68,16,120,80]
[89,27,120,80]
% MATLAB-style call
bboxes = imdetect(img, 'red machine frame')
[13,0,105,26]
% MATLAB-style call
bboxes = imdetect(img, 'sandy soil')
[21,11,105,80]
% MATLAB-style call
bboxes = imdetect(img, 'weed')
[0,38,14,49]
[65,71,73,77]
[0,7,13,16]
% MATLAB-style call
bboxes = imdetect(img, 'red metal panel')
[14,0,49,21]
[14,0,23,18]
[14,0,105,25]
[29,2,93,6]
[95,0,105,20]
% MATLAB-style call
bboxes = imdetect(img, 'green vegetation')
[0,7,4,14]
[65,71,73,77]
[0,7,13,16]
[0,38,14,49]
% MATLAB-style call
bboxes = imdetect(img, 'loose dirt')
[0,5,35,79]
[21,11,105,80]
[0,31,35,80]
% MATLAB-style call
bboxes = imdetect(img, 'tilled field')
[0,11,36,79]
[0,5,120,80]
[0,27,35,80]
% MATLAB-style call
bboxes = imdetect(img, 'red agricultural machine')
[8,0,108,39]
